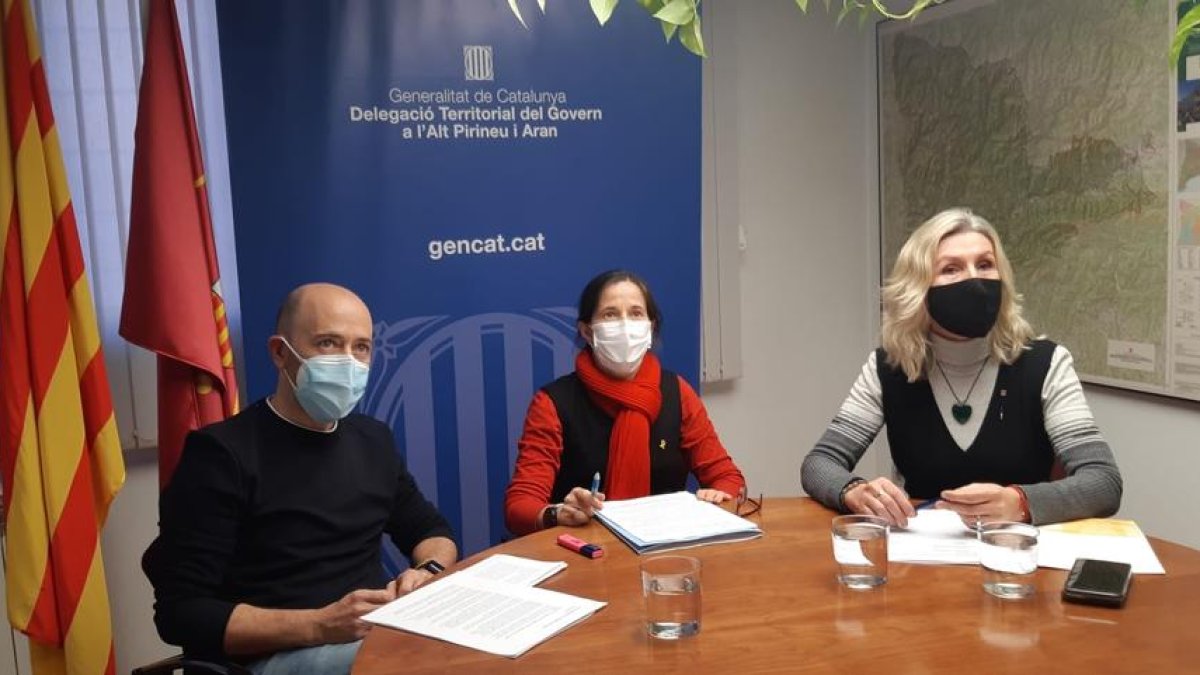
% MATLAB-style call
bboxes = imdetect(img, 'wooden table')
[354,498,1200,673]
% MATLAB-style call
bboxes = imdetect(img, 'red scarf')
[575,349,663,500]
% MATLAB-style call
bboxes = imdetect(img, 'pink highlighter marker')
[557,533,604,558]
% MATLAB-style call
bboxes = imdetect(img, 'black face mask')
[926,278,1002,338]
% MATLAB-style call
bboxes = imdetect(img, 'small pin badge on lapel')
[659,439,667,450]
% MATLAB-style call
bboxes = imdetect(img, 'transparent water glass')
[640,555,702,639]
[831,514,889,589]
[978,521,1039,599]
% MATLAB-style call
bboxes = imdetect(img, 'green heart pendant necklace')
[935,356,989,424]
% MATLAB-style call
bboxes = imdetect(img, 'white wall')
[105,452,174,672]
[700,1,887,497]
[1087,386,1200,549]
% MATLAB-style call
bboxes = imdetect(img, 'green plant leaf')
[858,4,870,29]
[795,0,809,11]
[836,1,853,27]
[661,19,679,42]
[590,0,620,25]
[679,15,706,57]
[870,0,935,21]
[654,0,695,26]
[507,0,528,28]
[1172,4,1200,70]
[637,0,665,10]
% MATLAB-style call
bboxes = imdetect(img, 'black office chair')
[131,654,252,675]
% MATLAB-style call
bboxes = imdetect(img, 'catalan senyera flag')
[0,0,126,673]
[120,0,238,490]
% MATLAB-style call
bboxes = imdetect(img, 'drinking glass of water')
[831,514,889,589]
[978,521,1039,599]
[640,555,701,639]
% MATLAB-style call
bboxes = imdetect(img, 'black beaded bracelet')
[838,478,868,511]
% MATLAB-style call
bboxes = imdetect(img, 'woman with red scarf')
[504,270,747,536]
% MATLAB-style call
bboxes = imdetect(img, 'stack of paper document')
[1037,519,1165,574]
[362,554,605,658]
[452,553,568,586]
[888,509,979,565]
[594,491,763,554]
[887,510,1166,575]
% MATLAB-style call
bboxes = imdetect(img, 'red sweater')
[504,374,746,535]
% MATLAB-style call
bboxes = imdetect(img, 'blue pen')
[590,472,601,497]
[915,498,938,510]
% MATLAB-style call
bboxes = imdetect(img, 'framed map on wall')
[878,0,1200,401]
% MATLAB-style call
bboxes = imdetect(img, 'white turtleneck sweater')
[800,336,1123,525]
[924,334,999,450]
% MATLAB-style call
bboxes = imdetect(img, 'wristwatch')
[542,503,563,529]
[415,559,445,575]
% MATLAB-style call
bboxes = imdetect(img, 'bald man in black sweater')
[143,283,456,674]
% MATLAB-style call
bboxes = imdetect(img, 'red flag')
[0,0,125,671]
[120,0,238,489]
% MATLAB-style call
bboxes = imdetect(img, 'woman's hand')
[936,483,1024,527]
[696,488,733,504]
[844,477,916,527]
[557,487,605,526]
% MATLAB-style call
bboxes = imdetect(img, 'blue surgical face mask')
[279,338,370,423]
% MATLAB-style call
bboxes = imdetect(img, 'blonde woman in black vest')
[801,208,1121,527]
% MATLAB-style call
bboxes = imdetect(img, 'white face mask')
[590,319,653,377]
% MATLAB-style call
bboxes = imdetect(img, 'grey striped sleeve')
[801,352,886,511]
[1020,346,1123,524]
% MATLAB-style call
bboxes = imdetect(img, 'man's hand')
[312,588,395,644]
[387,569,434,596]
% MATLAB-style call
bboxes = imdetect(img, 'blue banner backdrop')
[216,0,701,559]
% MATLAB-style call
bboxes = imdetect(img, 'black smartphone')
[1062,558,1133,608]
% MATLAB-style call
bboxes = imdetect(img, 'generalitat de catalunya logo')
[463,45,493,81]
